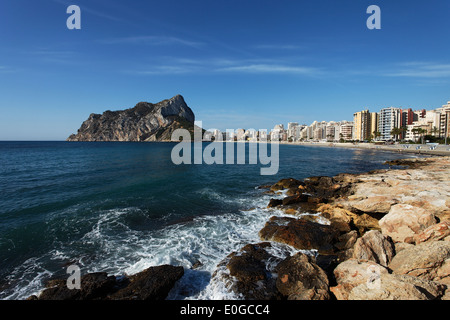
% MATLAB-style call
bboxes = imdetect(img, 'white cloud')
[216,64,322,75]
[100,36,204,48]
[386,62,450,78]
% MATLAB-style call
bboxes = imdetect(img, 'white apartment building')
[378,107,401,141]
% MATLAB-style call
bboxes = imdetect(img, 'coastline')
[278,141,450,157]
[215,155,450,300]
[29,155,450,300]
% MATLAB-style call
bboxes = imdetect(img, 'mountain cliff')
[67,95,195,142]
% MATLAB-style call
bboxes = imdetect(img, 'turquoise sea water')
[0,141,417,299]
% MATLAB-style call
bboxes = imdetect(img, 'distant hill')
[67,95,196,142]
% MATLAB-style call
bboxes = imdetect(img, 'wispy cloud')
[125,58,324,77]
[130,65,199,75]
[25,49,81,65]
[100,36,204,49]
[0,66,17,74]
[216,63,322,75]
[254,44,304,50]
[385,62,450,78]
[52,0,123,22]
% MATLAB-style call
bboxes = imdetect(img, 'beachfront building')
[370,112,379,140]
[287,122,299,141]
[339,121,354,141]
[270,124,286,141]
[404,107,445,141]
[353,110,372,141]
[378,107,402,141]
[436,102,450,139]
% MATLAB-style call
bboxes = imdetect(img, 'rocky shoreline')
[29,156,450,300]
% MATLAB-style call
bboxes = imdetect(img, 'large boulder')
[33,265,184,300]
[352,230,395,267]
[275,252,330,300]
[318,204,380,234]
[36,272,117,300]
[259,216,340,254]
[330,259,445,300]
[214,242,284,300]
[379,204,436,243]
[330,259,389,300]
[270,178,303,192]
[388,241,450,285]
[347,273,445,300]
[414,221,450,244]
[350,196,397,215]
[109,265,185,300]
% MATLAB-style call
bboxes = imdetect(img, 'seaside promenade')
[281,141,450,156]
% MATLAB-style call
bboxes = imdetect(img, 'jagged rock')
[270,178,303,192]
[36,272,116,300]
[335,230,358,251]
[347,274,445,300]
[67,95,196,142]
[303,176,353,201]
[33,265,184,300]
[282,194,309,206]
[275,252,330,300]
[352,230,395,267]
[109,265,184,300]
[214,242,284,300]
[388,241,450,285]
[379,204,437,243]
[317,204,379,234]
[259,216,340,254]
[330,259,445,300]
[267,198,283,208]
[414,221,450,244]
[350,196,397,214]
[330,259,389,300]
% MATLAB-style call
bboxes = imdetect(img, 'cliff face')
[67,95,195,141]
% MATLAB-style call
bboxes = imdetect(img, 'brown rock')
[275,252,330,300]
[317,204,353,233]
[270,178,303,192]
[351,196,397,214]
[259,216,340,254]
[414,221,450,244]
[37,272,117,300]
[215,242,283,300]
[352,230,395,267]
[379,204,436,243]
[267,198,283,208]
[388,241,450,284]
[352,213,381,234]
[347,274,445,300]
[330,259,445,300]
[282,194,308,206]
[109,265,184,300]
[330,259,389,300]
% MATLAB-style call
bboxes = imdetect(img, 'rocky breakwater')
[212,156,450,300]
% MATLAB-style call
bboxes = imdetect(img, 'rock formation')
[212,156,450,300]
[29,265,184,300]
[67,95,196,142]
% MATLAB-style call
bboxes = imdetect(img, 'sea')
[0,141,419,300]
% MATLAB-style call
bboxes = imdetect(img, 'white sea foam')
[5,191,312,300]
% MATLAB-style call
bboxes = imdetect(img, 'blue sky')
[1,0,450,140]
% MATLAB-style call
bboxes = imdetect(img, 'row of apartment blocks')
[268,100,450,142]
[353,101,450,141]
